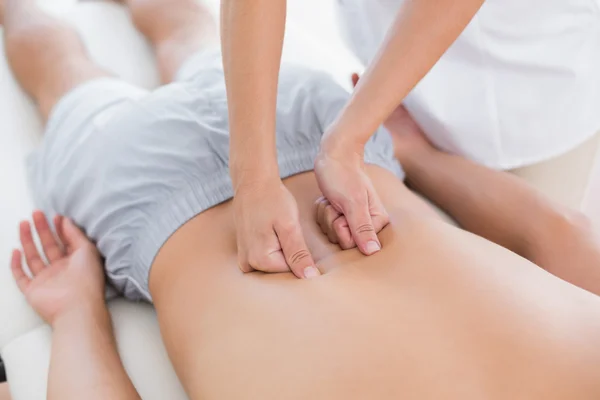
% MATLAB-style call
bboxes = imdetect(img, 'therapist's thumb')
[277,221,320,279]
[346,205,381,256]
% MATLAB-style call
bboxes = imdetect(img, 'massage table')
[1,1,599,398]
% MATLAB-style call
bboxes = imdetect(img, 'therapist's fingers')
[275,220,320,279]
[323,203,343,244]
[315,197,355,250]
[241,230,288,274]
[343,190,386,256]
[332,216,354,250]
[367,187,390,235]
[315,196,328,231]
[315,197,340,243]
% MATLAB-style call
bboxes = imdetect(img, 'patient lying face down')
[5,0,600,398]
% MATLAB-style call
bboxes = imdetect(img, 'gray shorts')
[28,50,403,302]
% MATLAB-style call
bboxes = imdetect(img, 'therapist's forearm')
[221,0,286,189]
[328,0,484,149]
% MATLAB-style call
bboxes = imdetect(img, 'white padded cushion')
[1,1,598,400]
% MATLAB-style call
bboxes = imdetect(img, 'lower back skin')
[150,167,600,400]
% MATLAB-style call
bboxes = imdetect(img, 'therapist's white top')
[336,0,600,169]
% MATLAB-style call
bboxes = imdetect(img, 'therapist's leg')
[1,0,110,120]
[389,110,600,297]
[118,0,217,83]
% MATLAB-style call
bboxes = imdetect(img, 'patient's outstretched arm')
[10,212,140,400]
[0,383,9,400]
[389,110,600,296]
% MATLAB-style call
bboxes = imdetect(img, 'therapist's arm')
[221,0,284,178]
[314,0,484,254]
[220,0,317,279]
[10,212,140,400]
[325,0,485,148]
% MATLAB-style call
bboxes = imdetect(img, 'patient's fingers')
[61,217,88,249]
[33,211,64,263]
[19,221,46,276]
[10,249,30,293]
[54,215,70,253]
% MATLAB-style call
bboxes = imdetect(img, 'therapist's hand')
[234,179,319,279]
[314,142,389,255]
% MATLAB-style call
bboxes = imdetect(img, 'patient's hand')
[10,212,105,326]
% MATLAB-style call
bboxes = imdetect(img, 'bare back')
[150,166,600,399]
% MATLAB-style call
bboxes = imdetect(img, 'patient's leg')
[2,0,110,120]
[118,0,217,83]
[0,383,9,400]
[389,111,600,296]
